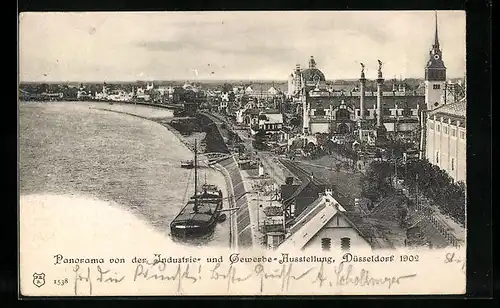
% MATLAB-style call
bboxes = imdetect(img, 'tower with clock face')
[425,12,447,111]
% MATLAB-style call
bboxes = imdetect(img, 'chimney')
[325,188,333,196]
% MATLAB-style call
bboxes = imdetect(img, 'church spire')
[433,11,440,49]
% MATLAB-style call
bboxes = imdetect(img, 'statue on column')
[360,62,365,74]
[377,59,384,80]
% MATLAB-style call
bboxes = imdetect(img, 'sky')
[19,11,466,82]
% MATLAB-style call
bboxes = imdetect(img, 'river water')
[19,101,230,248]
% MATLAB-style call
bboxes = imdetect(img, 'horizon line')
[19,76,465,84]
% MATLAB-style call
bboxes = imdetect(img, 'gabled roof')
[278,194,380,250]
[278,197,333,250]
[278,194,376,250]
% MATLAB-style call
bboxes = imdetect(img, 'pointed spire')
[433,11,440,49]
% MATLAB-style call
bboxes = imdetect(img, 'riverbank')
[155,118,207,154]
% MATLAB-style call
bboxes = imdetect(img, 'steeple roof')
[433,11,440,49]
[425,11,446,77]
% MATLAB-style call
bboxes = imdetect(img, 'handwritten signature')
[444,252,466,273]
[333,262,417,289]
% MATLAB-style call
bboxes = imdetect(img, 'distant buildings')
[244,83,286,99]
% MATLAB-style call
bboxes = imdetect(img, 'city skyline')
[19,11,466,82]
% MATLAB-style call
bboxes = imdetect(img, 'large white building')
[425,98,466,183]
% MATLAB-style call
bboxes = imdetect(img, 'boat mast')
[194,139,198,197]
[193,139,199,212]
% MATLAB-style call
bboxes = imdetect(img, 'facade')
[258,111,284,132]
[425,98,466,183]
[289,56,424,137]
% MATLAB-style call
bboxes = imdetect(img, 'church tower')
[425,12,447,111]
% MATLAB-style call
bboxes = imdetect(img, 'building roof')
[429,98,466,118]
[310,117,331,124]
[281,178,313,205]
[245,83,287,94]
[243,108,261,116]
[260,113,283,124]
[301,68,326,83]
[277,194,374,250]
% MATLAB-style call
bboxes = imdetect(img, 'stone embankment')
[215,157,253,249]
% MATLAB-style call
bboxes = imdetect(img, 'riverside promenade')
[205,112,298,249]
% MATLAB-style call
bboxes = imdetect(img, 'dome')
[301,68,326,83]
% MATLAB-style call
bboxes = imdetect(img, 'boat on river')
[170,140,224,237]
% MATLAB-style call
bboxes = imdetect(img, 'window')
[436,151,440,164]
[451,158,455,171]
[443,126,448,134]
[460,131,465,139]
[341,237,351,252]
[429,122,434,130]
[356,110,360,117]
[433,84,441,90]
[321,238,332,251]
[451,128,456,137]
[436,124,440,132]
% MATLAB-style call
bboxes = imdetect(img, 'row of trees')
[399,159,466,225]
[360,158,466,225]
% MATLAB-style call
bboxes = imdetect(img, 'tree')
[362,160,393,200]
[360,177,379,204]
[290,117,302,127]
[252,130,267,150]
[222,83,233,93]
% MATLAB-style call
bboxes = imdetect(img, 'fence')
[407,192,462,248]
